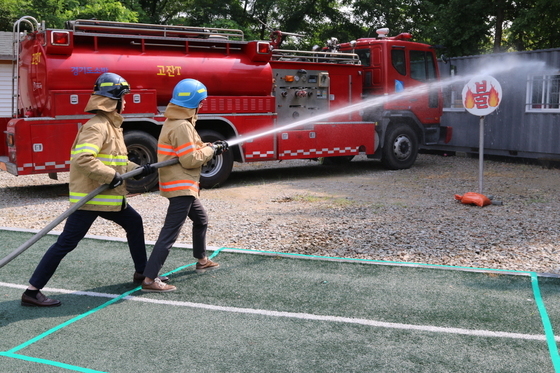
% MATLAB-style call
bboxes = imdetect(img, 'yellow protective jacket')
[68,95,138,211]
[157,103,214,198]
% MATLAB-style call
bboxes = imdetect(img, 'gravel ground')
[2,153,560,275]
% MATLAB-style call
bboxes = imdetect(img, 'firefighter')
[21,72,161,307]
[141,78,228,292]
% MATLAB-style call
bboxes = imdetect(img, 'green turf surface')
[1,229,559,372]
[17,300,555,373]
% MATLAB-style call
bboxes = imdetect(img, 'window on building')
[442,82,467,111]
[441,65,466,112]
[526,74,560,112]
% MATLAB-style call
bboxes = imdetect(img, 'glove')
[109,172,123,189]
[212,140,229,156]
[134,163,156,180]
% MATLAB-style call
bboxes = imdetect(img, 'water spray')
[227,58,551,148]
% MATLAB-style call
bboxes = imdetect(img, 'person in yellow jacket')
[141,78,228,292]
[21,72,161,307]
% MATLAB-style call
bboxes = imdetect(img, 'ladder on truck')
[272,49,361,65]
[66,19,245,42]
[11,16,41,119]
[65,19,248,54]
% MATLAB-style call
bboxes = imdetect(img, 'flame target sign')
[462,75,502,116]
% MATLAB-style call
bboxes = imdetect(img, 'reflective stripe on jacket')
[157,103,214,199]
[68,105,137,211]
[69,192,124,206]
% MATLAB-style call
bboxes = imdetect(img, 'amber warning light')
[51,31,70,46]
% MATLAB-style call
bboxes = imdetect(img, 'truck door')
[408,50,441,124]
[385,48,441,125]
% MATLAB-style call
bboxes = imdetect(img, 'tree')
[352,0,420,37]
[506,0,560,51]
[68,0,139,23]
[2,0,558,53]
[0,0,139,31]
[423,0,492,57]
[242,0,362,49]
[0,0,23,31]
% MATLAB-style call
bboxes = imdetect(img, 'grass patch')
[291,193,355,207]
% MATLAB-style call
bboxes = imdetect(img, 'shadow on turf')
[0,294,108,328]
[0,278,181,328]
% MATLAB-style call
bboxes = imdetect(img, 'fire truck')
[1,16,451,192]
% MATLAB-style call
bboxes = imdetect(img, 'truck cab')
[339,29,449,169]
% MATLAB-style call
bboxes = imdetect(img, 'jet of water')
[226,58,550,147]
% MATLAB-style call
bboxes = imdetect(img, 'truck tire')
[124,130,159,193]
[381,124,418,170]
[198,129,234,188]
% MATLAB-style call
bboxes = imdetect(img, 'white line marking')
[2,281,556,342]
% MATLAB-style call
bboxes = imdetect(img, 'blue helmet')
[170,79,208,109]
[93,72,130,99]
[171,79,208,109]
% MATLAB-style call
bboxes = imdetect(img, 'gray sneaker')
[141,278,177,292]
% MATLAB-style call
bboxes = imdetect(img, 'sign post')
[462,75,502,194]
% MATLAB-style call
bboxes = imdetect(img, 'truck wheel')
[124,130,159,193]
[381,124,418,170]
[198,129,234,188]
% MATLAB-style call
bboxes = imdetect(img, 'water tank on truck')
[10,18,274,192]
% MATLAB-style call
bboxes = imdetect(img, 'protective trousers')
[29,206,148,289]
[143,196,208,280]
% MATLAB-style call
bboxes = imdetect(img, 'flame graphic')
[464,88,475,109]
[489,85,500,107]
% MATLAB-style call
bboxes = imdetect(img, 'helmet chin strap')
[116,99,123,114]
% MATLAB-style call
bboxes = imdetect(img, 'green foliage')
[421,0,493,57]
[0,0,138,30]
[506,0,560,51]
[0,0,24,31]
[68,0,139,23]
[0,0,558,55]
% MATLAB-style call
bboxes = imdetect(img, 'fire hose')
[0,157,179,269]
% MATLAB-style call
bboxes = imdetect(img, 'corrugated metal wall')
[0,31,14,118]
[0,62,13,117]
[428,48,560,160]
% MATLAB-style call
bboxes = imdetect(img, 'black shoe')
[133,272,169,283]
[21,291,61,307]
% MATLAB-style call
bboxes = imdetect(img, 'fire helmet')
[170,79,208,109]
[93,72,130,100]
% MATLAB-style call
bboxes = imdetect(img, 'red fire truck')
[1,16,451,192]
